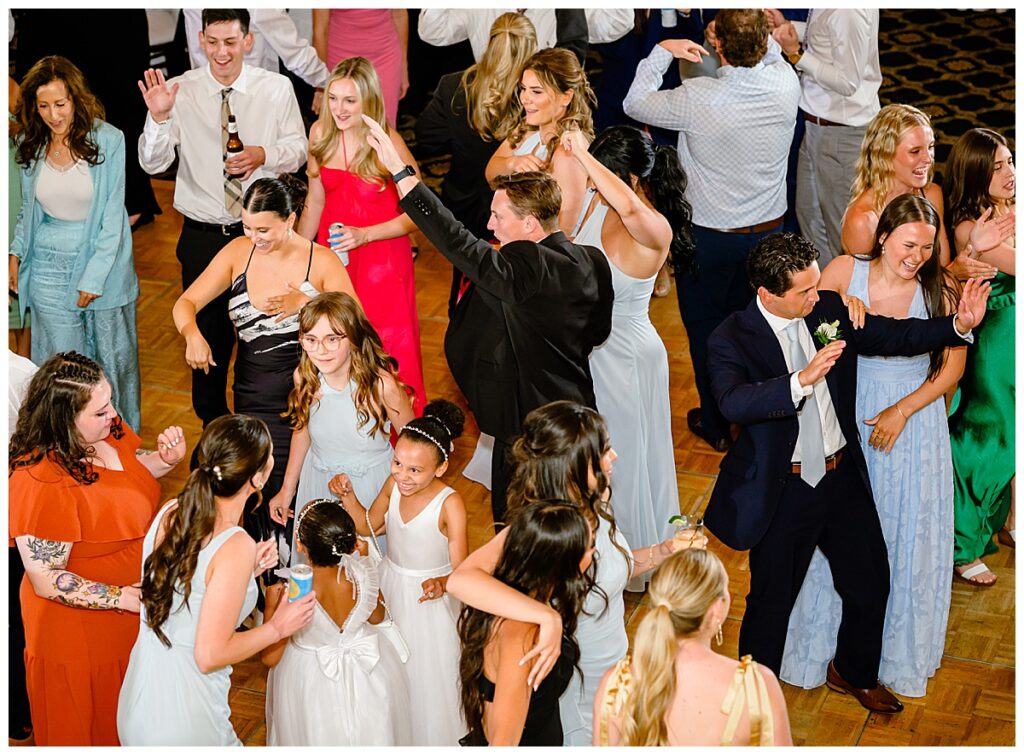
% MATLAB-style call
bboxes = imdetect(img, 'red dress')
[317,165,426,414]
[8,425,161,745]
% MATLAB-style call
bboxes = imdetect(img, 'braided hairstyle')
[142,415,272,648]
[397,399,466,466]
[9,351,124,484]
[295,499,358,567]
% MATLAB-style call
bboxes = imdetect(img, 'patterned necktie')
[220,88,242,218]
[784,320,826,487]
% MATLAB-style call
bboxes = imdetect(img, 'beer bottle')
[225,115,244,178]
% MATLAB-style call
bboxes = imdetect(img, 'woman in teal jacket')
[9,56,140,430]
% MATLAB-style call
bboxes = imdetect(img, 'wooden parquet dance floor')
[118,179,1013,746]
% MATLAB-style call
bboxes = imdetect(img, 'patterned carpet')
[401,9,1017,193]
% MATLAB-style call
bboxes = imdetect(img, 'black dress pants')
[490,436,513,533]
[175,221,243,427]
[738,452,890,689]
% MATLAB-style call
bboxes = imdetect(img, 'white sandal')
[954,561,997,587]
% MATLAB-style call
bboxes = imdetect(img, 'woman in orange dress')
[296,57,425,414]
[8,351,186,745]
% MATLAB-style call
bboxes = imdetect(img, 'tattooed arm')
[14,536,141,612]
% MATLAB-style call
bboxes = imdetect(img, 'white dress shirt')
[794,10,881,127]
[623,41,800,229]
[9,352,37,440]
[184,9,328,89]
[756,297,846,460]
[417,9,634,61]
[139,64,307,225]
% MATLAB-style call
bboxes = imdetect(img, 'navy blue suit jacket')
[704,290,967,551]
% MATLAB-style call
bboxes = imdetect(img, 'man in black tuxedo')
[704,233,989,713]
[363,116,613,528]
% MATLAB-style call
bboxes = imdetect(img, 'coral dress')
[316,162,425,414]
[8,425,160,745]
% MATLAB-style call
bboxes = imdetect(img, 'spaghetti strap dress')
[228,242,319,540]
[117,502,258,745]
[316,138,425,415]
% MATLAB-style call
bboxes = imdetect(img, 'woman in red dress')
[296,57,425,415]
[8,351,186,745]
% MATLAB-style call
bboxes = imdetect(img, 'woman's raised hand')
[559,128,592,163]
[156,425,186,466]
[361,114,404,175]
[970,206,1015,253]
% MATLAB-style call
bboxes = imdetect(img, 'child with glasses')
[268,291,414,563]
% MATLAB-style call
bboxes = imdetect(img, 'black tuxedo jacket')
[704,290,969,551]
[400,183,614,441]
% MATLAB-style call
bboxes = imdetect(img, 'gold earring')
[287,228,294,240]
[715,623,724,647]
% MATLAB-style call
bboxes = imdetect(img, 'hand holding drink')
[669,515,708,550]
[328,222,350,266]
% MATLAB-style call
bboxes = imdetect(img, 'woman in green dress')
[944,127,1016,586]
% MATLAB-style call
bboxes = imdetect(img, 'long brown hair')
[309,57,390,189]
[507,47,595,170]
[860,194,960,381]
[142,415,272,648]
[285,292,409,435]
[15,55,105,169]
[505,401,631,605]
[458,501,589,740]
[9,351,124,485]
[945,128,1013,232]
[460,12,538,142]
[618,549,728,746]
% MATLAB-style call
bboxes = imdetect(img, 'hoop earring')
[715,623,724,647]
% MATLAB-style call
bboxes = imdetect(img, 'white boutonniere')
[813,319,843,346]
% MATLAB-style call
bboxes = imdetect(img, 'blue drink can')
[328,222,349,266]
[288,563,313,602]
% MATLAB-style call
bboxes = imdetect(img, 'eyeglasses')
[299,334,347,352]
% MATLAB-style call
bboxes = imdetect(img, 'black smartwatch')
[391,164,416,183]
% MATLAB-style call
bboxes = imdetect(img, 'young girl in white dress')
[118,415,315,745]
[263,499,412,746]
[331,399,469,745]
[267,291,415,562]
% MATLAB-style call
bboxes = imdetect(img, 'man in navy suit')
[704,233,990,712]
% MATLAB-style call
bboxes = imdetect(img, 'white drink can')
[328,222,349,266]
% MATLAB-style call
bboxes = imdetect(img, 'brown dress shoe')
[826,661,904,713]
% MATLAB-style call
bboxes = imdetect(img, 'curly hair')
[285,291,409,436]
[458,501,589,741]
[142,415,272,648]
[15,55,105,169]
[714,9,769,68]
[309,57,391,190]
[461,13,538,142]
[747,232,820,296]
[507,47,596,170]
[850,103,933,216]
[618,549,728,746]
[9,351,124,485]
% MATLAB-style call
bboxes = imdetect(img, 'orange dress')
[9,425,160,746]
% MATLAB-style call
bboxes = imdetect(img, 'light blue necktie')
[785,320,826,487]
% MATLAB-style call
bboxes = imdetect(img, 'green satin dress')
[948,271,1016,565]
